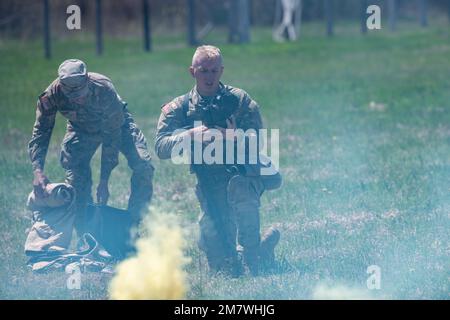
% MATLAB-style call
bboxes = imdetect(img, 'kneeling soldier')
[155,46,282,276]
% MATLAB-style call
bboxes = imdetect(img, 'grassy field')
[0,23,449,299]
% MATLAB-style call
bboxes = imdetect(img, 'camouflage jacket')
[155,83,263,168]
[28,72,126,179]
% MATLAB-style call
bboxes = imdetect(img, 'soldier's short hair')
[192,45,222,67]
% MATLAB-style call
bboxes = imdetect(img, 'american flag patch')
[161,103,173,115]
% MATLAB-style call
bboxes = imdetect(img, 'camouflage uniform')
[29,67,154,235]
[155,82,280,275]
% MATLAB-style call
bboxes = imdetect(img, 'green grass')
[0,23,449,299]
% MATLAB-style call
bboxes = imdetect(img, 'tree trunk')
[448,0,450,24]
[43,0,51,59]
[274,0,282,29]
[228,0,250,43]
[187,0,197,46]
[294,0,303,39]
[388,0,397,31]
[361,0,368,34]
[238,0,250,43]
[418,0,428,27]
[96,0,103,55]
[324,0,334,37]
[142,0,151,52]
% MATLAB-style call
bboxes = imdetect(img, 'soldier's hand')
[215,116,237,141]
[33,170,49,198]
[96,180,110,205]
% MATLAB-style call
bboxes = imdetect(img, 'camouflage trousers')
[194,166,265,276]
[60,121,154,236]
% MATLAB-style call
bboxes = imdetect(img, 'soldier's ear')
[189,66,195,78]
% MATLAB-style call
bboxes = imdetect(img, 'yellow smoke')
[109,211,190,300]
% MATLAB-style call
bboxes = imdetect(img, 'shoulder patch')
[161,94,186,116]
[39,92,48,102]
[161,103,174,115]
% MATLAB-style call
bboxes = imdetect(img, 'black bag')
[85,204,135,260]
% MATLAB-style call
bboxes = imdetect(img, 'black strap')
[181,92,190,119]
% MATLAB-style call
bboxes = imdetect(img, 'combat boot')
[209,254,243,278]
[259,227,280,265]
[243,249,260,276]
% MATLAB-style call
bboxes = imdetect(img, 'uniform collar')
[190,82,227,106]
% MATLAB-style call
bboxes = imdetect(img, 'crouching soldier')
[155,46,282,276]
[29,59,154,237]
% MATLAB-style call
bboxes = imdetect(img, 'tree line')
[1,0,449,39]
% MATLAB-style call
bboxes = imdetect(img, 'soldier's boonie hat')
[58,59,90,99]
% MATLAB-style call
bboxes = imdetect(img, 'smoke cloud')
[109,211,190,300]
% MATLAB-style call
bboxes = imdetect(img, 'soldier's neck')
[195,86,220,99]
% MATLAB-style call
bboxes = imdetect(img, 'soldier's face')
[190,57,223,97]
[61,83,90,105]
